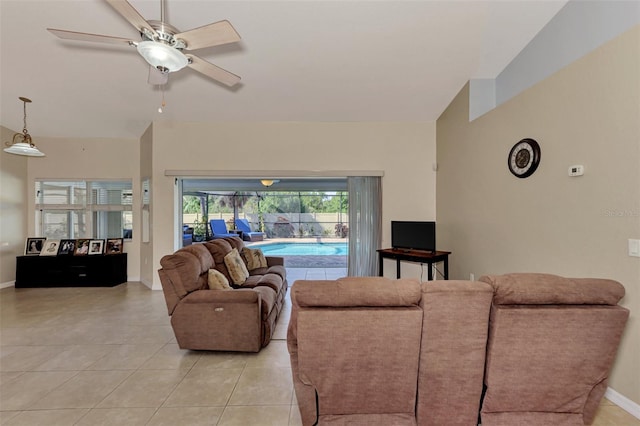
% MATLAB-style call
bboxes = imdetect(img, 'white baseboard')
[606,387,640,420]
[0,281,15,289]
[139,277,156,290]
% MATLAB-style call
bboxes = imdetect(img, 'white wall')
[496,0,640,107]
[0,126,28,286]
[470,1,640,120]
[148,121,436,288]
[437,26,640,406]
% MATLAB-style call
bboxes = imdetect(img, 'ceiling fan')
[47,0,241,87]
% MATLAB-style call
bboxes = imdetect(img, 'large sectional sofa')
[158,236,287,352]
[287,273,629,425]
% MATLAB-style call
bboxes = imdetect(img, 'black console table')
[377,248,451,280]
[15,254,127,288]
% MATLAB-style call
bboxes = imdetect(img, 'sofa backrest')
[479,273,629,426]
[289,277,423,424]
[417,280,493,426]
[158,244,213,313]
[203,237,245,282]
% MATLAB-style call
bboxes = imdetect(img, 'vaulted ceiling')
[1,0,567,139]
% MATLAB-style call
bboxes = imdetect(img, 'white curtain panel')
[347,177,382,276]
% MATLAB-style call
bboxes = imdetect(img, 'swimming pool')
[256,242,348,256]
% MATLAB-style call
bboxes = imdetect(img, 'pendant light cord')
[22,100,28,135]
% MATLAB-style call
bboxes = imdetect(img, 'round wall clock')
[508,138,541,178]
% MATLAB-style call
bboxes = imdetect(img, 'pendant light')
[3,97,45,157]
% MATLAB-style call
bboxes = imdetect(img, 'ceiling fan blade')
[105,0,157,38]
[187,55,241,87]
[148,66,169,85]
[47,28,134,45]
[175,20,241,50]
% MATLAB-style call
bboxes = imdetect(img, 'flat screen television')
[391,221,436,252]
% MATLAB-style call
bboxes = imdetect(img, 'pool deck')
[282,255,346,268]
[287,265,348,282]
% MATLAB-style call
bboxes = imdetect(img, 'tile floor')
[1,267,638,426]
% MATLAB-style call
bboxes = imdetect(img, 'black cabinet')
[15,254,127,288]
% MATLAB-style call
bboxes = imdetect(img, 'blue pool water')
[257,242,348,256]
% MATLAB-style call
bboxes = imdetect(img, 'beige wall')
[0,126,28,286]
[149,121,437,288]
[139,124,154,287]
[25,136,142,280]
[437,27,639,404]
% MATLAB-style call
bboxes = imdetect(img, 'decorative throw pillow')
[224,248,250,285]
[241,247,268,271]
[208,269,232,290]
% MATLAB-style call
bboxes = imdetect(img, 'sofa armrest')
[158,269,181,315]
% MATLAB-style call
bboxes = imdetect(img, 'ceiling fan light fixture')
[3,97,45,157]
[136,40,188,72]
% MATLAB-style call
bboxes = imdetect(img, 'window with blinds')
[35,180,133,239]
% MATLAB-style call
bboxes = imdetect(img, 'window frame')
[35,179,133,240]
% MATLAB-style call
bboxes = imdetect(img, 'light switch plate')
[568,165,584,176]
[629,239,640,257]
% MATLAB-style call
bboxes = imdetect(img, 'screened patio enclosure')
[180,178,349,242]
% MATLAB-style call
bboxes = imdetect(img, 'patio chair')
[235,218,265,242]
[209,219,236,239]
[182,225,193,246]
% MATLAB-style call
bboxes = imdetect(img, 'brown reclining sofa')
[158,236,287,352]
[287,273,629,425]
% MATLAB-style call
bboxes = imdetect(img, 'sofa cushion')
[241,247,268,271]
[257,273,285,293]
[480,273,625,305]
[208,269,232,290]
[242,272,284,292]
[224,248,250,285]
[250,264,286,281]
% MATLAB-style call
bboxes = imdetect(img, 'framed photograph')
[105,238,124,255]
[25,237,46,255]
[75,239,90,256]
[58,239,76,255]
[40,239,61,256]
[88,239,105,255]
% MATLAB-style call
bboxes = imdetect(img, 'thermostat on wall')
[568,165,584,177]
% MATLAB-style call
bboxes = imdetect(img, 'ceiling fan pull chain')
[158,87,166,113]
